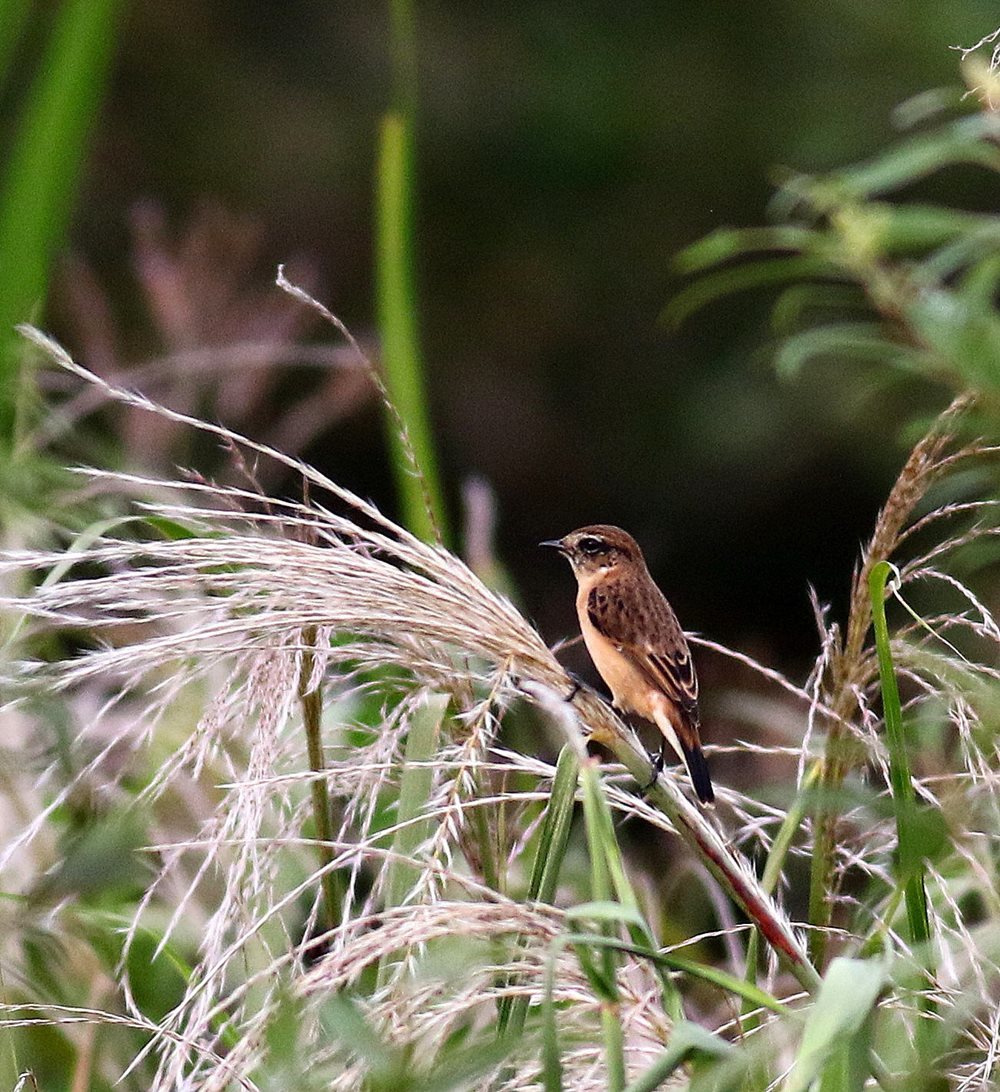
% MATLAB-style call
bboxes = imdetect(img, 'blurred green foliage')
[671,109,1000,410]
[4,5,1000,1090]
[10,0,987,665]
[0,0,122,450]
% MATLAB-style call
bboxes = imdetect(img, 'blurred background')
[8,0,999,738]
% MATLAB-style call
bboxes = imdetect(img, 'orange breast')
[575,585,657,721]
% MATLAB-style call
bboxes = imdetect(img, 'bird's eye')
[578,536,605,555]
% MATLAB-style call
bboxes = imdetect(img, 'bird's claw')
[563,673,584,703]
[640,747,667,793]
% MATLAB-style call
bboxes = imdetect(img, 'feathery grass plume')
[0,325,813,1088]
[807,394,975,962]
[663,59,1000,1081]
[7,320,1000,1086]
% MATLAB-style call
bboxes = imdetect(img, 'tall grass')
[2,287,999,1087]
[3,29,1000,1092]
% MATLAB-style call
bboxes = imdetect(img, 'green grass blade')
[784,957,883,1092]
[376,693,448,987]
[579,759,617,983]
[497,745,579,1037]
[388,0,417,115]
[0,0,33,92]
[560,932,790,1017]
[602,1004,626,1092]
[321,992,405,1084]
[653,952,789,1017]
[579,760,621,908]
[374,110,449,545]
[595,721,819,994]
[541,945,564,1092]
[744,760,822,1001]
[0,0,124,448]
[623,1022,734,1092]
[528,745,580,903]
[741,760,822,1086]
[578,760,626,1086]
[298,624,341,933]
[869,562,930,946]
[566,901,647,928]
[409,1035,520,1092]
[383,693,448,908]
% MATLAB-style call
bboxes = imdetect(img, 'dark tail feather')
[677,740,714,806]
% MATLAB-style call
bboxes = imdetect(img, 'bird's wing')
[587,583,700,728]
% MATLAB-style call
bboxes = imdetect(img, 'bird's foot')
[640,748,667,793]
[563,673,585,703]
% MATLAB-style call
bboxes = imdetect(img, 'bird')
[541,524,714,805]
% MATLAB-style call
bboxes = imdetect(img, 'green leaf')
[320,992,407,1085]
[375,110,448,544]
[559,932,791,1016]
[869,562,930,946]
[921,228,1000,284]
[654,951,790,1017]
[0,0,32,94]
[903,288,1000,393]
[527,745,579,904]
[569,936,620,1003]
[774,323,920,379]
[623,1022,734,1092]
[377,693,449,987]
[958,251,1000,311]
[409,1034,520,1092]
[143,515,206,541]
[838,203,1000,256]
[383,692,449,909]
[664,257,840,329]
[784,958,883,1092]
[497,744,579,1039]
[0,0,124,447]
[566,901,648,929]
[674,226,818,273]
[834,120,1000,198]
[771,283,867,333]
[541,949,564,1092]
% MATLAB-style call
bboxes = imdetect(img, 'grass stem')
[298,625,340,934]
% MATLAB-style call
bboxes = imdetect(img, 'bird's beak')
[539,538,568,554]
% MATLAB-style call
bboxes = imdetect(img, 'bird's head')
[540,524,643,578]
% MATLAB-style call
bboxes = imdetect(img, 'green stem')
[587,710,821,994]
[374,0,449,544]
[602,1003,627,1092]
[388,0,418,115]
[298,625,340,933]
[869,562,937,1072]
[498,746,579,1039]
[744,759,822,994]
[868,563,929,945]
[0,0,123,449]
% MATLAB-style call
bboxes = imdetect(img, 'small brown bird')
[542,525,713,805]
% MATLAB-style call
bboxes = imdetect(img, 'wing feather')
[586,582,700,729]
[585,580,713,803]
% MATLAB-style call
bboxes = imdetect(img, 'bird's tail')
[652,708,715,806]
[678,739,715,806]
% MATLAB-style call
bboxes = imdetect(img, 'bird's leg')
[563,672,585,703]
[641,741,668,793]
